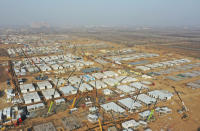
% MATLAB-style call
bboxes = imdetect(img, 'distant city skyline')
[0,0,200,27]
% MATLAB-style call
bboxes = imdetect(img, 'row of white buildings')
[136,58,191,71]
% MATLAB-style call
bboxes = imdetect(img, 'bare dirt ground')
[0,65,13,109]
[0,65,9,82]
[0,48,9,57]
[65,27,200,59]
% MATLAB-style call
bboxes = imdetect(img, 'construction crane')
[60,68,76,87]
[171,86,189,120]
[48,67,76,114]
[79,48,103,130]
[147,98,158,122]
[47,74,60,114]
[110,112,119,131]
[8,60,19,93]
[71,77,84,109]
[133,85,143,103]
[93,80,103,131]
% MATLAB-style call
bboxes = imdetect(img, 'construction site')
[0,33,200,131]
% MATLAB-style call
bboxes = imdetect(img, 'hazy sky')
[0,0,200,27]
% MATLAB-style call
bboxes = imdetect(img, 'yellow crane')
[48,67,76,114]
[71,77,84,109]
[93,80,103,131]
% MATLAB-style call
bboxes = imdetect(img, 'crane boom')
[172,86,188,111]
[71,77,83,108]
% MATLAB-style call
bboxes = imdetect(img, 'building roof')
[82,67,101,73]
[130,82,149,90]
[103,71,118,77]
[103,78,119,86]
[136,94,156,105]
[23,92,41,104]
[89,80,107,89]
[118,98,142,110]
[139,110,151,118]
[103,89,113,95]
[101,102,125,113]
[59,85,77,96]
[148,90,173,100]
[79,83,93,92]
[92,72,105,79]
[37,81,52,89]
[42,89,60,100]
[122,119,140,129]
[51,78,66,86]
[27,103,45,112]
[68,76,81,85]
[20,83,35,93]
[116,85,135,93]
[81,75,95,82]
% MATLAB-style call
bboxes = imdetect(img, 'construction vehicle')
[60,68,76,87]
[171,86,189,120]
[93,80,103,131]
[71,77,84,109]
[47,74,60,114]
[130,70,142,75]
[47,67,76,114]
[8,60,19,93]
[147,99,157,122]
[110,112,119,131]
